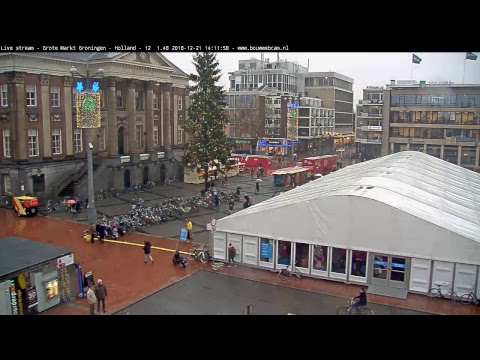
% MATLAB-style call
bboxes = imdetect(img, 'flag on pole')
[412,54,422,64]
[466,52,477,61]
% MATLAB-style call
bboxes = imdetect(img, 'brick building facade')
[0,52,189,199]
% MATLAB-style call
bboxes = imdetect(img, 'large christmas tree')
[182,52,230,191]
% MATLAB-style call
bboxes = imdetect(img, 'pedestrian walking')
[255,181,260,193]
[75,199,82,214]
[86,284,97,315]
[143,240,154,263]
[89,223,96,244]
[215,194,220,212]
[228,242,237,266]
[186,219,193,242]
[95,279,108,314]
[71,202,77,217]
[228,198,234,214]
[99,223,106,244]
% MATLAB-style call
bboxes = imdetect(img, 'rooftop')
[0,237,72,279]
[217,151,480,243]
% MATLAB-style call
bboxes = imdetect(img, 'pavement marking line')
[103,239,191,255]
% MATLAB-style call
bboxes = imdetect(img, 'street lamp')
[70,59,105,226]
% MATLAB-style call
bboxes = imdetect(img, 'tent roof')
[217,151,480,244]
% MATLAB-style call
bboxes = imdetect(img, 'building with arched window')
[0,52,189,198]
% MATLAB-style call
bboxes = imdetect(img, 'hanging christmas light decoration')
[286,97,299,142]
[76,91,101,128]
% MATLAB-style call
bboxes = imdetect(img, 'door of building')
[371,254,408,289]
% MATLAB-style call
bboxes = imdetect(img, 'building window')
[100,89,107,108]
[28,128,39,157]
[153,93,159,109]
[313,245,328,272]
[52,128,62,155]
[50,86,60,107]
[259,238,273,263]
[153,125,159,146]
[116,90,123,108]
[4,175,11,193]
[331,247,347,274]
[26,85,37,107]
[351,250,367,277]
[295,243,310,268]
[278,240,291,266]
[3,129,11,157]
[99,127,106,151]
[136,91,144,110]
[74,128,83,153]
[136,125,143,147]
[177,125,183,144]
[1,84,8,107]
[178,96,183,110]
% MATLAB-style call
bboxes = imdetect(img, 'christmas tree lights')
[76,92,101,128]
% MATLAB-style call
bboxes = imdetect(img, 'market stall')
[0,237,76,315]
[271,167,308,187]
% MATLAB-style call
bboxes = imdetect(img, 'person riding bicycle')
[352,288,367,313]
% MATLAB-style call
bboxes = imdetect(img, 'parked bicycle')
[0,196,9,208]
[460,290,479,305]
[278,265,302,281]
[337,298,375,315]
[428,282,459,304]
[163,176,178,186]
[187,244,210,263]
[45,199,60,212]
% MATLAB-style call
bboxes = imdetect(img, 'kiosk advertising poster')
[26,287,38,309]
[180,228,188,241]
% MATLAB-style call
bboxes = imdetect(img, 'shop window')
[313,245,328,271]
[278,241,291,266]
[331,247,347,274]
[260,238,273,263]
[350,250,367,277]
[295,243,310,268]
[32,174,45,193]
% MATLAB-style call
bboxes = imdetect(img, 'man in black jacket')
[143,240,154,263]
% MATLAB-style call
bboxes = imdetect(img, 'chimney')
[390,80,396,85]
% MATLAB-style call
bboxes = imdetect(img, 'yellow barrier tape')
[84,236,191,255]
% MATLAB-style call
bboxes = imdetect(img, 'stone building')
[0,52,189,200]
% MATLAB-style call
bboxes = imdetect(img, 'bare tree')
[237,105,263,154]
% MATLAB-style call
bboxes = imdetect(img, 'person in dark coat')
[143,240,154,263]
[95,279,108,314]
[215,194,220,212]
[75,199,82,213]
[99,223,106,244]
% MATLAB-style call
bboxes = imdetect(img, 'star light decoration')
[91,82,100,93]
[76,82,84,92]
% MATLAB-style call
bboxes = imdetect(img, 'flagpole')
[462,57,467,84]
[410,53,414,81]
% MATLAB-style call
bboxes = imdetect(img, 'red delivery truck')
[302,155,337,175]
[245,155,272,169]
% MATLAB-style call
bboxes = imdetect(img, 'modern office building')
[382,80,480,171]
[0,52,189,199]
[355,86,385,160]
[298,72,354,134]
[227,56,341,155]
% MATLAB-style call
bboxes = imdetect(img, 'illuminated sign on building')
[9,280,18,315]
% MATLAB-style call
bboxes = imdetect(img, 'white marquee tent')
[216,151,480,265]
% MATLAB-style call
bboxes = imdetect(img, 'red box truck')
[302,155,337,175]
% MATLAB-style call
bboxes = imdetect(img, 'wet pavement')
[44,171,286,245]
[115,270,429,315]
[0,208,206,315]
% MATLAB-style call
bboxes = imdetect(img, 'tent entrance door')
[370,254,408,289]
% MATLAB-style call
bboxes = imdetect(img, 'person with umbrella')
[255,178,261,193]
[68,199,77,217]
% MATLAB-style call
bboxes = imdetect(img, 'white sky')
[164,52,480,107]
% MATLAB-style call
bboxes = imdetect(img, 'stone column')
[127,79,137,154]
[63,76,74,156]
[107,77,118,156]
[40,74,52,158]
[7,72,27,160]
[457,145,462,165]
[145,81,155,152]
[440,145,444,159]
[161,83,172,150]
[173,87,179,146]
